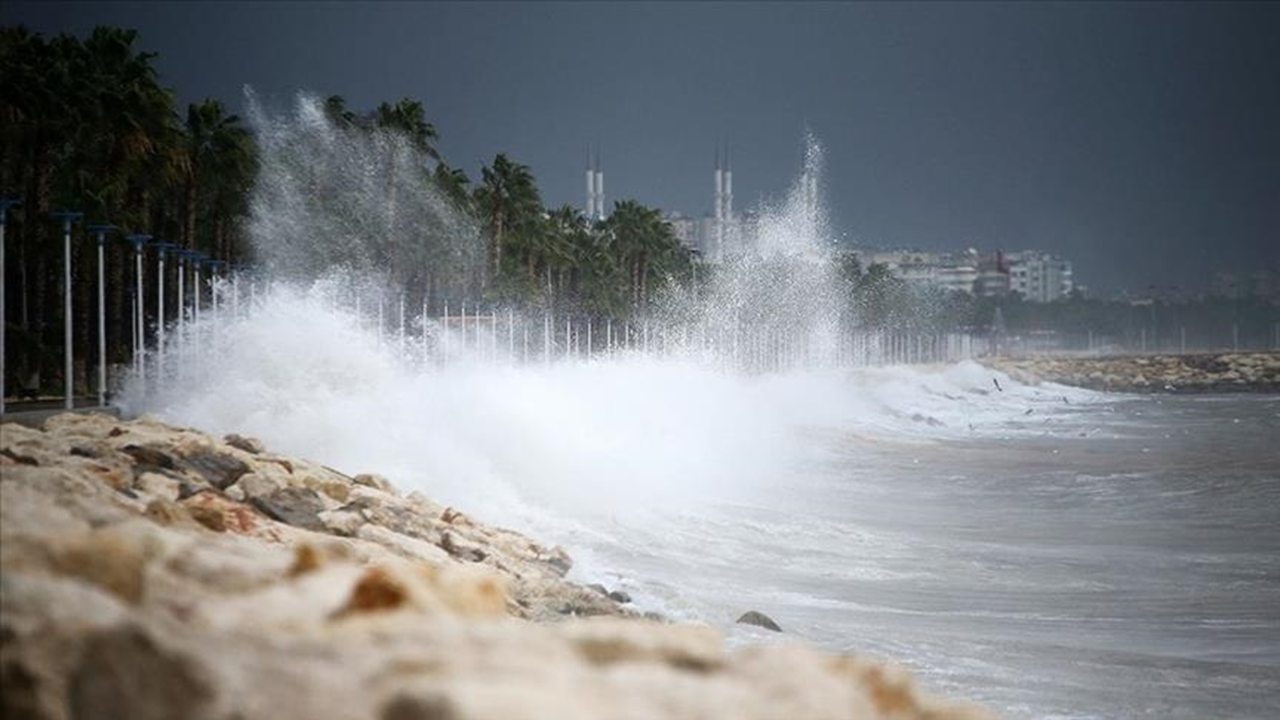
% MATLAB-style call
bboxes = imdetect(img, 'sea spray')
[122,278,1101,525]
[244,90,483,293]
[121,94,1100,530]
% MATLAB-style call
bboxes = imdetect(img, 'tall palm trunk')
[637,252,649,306]
[184,175,197,249]
[488,203,503,290]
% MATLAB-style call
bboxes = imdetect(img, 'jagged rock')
[736,610,782,632]
[249,487,328,532]
[182,490,259,534]
[1,447,39,465]
[543,547,573,576]
[230,471,287,500]
[50,524,166,604]
[121,444,175,471]
[223,433,265,454]
[983,353,1280,394]
[336,496,435,541]
[318,507,364,537]
[0,651,49,720]
[439,531,487,563]
[144,499,195,528]
[1,415,994,720]
[381,694,458,720]
[177,447,251,490]
[134,472,181,502]
[607,590,632,604]
[304,476,352,503]
[69,625,215,720]
[356,524,450,566]
[186,504,228,533]
[353,473,395,493]
[336,567,409,616]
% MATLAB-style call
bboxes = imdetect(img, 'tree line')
[0,24,702,397]
[836,252,1279,351]
[311,95,697,315]
[2,26,257,397]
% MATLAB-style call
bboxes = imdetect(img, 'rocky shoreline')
[2,413,990,720]
[983,352,1280,394]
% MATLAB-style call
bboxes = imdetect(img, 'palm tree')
[474,153,541,292]
[323,94,361,131]
[432,161,472,214]
[605,199,686,308]
[1,25,184,390]
[183,99,255,260]
[373,98,439,160]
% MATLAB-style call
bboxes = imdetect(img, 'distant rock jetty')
[1,413,990,720]
[984,352,1280,393]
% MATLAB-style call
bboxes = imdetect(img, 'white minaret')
[723,144,733,223]
[593,146,604,219]
[714,146,724,224]
[585,145,595,219]
[723,144,734,258]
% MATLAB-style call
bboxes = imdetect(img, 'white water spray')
[121,95,1076,531]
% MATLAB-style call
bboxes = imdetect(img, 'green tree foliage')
[604,200,694,309]
[475,153,541,294]
[0,25,255,396]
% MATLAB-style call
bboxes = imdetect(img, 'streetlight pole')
[192,253,205,325]
[51,212,83,409]
[0,197,22,415]
[207,261,226,353]
[154,242,177,374]
[127,234,151,382]
[175,250,187,358]
[87,224,117,406]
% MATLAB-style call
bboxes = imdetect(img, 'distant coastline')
[983,352,1280,394]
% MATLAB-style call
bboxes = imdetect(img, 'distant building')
[852,247,1074,302]
[664,212,699,251]
[584,144,605,222]
[1211,269,1280,301]
[854,248,980,295]
[974,251,1011,297]
[1006,252,1073,302]
[704,145,736,262]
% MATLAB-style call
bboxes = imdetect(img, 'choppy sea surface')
[551,388,1280,719]
[126,295,1279,718]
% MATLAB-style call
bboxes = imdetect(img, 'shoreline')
[982,351,1280,394]
[1,412,991,719]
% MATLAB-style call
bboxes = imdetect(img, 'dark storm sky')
[5,2,1278,294]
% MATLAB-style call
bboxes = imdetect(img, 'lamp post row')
[0,203,227,414]
[0,198,22,415]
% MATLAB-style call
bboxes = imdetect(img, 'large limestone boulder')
[1,414,991,720]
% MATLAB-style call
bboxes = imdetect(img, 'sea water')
[124,98,1279,717]
[123,295,1280,718]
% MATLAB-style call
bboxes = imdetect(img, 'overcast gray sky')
[5,1,1278,294]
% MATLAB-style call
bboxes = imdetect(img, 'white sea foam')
[114,94,1280,718]
[121,282,1101,529]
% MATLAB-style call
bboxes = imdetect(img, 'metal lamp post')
[153,242,178,372]
[87,224,117,406]
[175,249,188,355]
[192,253,206,324]
[51,212,83,409]
[207,261,226,314]
[207,260,226,355]
[0,197,22,415]
[127,234,151,382]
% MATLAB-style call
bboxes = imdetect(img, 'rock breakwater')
[984,352,1280,393]
[2,413,991,720]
